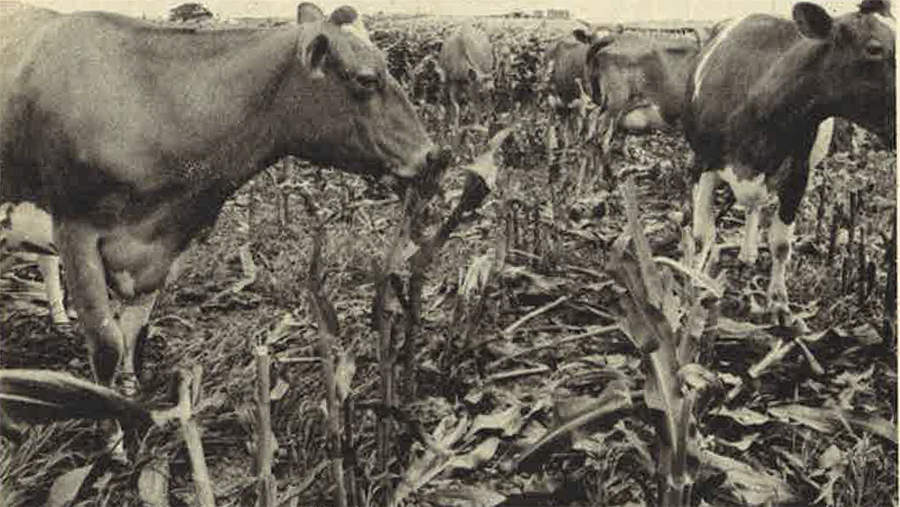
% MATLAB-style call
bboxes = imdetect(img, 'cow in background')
[438,24,495,131]
[684,0,895,325]
[542,34,600,192]
[575,26,702,184]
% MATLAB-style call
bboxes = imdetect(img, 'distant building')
[546,9,571,19]
[532,10,545,18]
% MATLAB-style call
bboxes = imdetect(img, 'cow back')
[1,2,59,85]
[687,14,801,135]
[438,24,493,82]
[589,34,699,123]
[0,2,61,204]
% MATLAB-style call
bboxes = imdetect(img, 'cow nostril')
[355,72,379,90]
[865,41,885,59]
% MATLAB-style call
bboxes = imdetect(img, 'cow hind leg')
[738,205,762,265]
[37,255,70,326]
[692,170,719,270]
[767,212,794,322]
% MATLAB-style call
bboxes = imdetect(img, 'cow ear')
[793,2,834,39]
[305,34,330,79]
[573,28,592,44]
[586,37,616,63]
[297,2,324,24]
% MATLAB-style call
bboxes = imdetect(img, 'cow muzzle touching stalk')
[382,145,452,202]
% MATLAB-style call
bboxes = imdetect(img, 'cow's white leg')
[719,167,769,265]
[738,204,761,265]
[767,213,794,317]
[117,291,159,397]
[692,170,719,270]
[37,255,69,325]
[810,118,834,170]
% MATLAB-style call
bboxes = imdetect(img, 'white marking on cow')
[739,206,762,264]
[874,13,897,32]
[767,212,795,305]
[37,255,69,325]
[692,16,747,102]
[692,170,720,270]
[717,166,773,265]
[809,117,834,170]
[717,165,771,207]
[340,20,373,47]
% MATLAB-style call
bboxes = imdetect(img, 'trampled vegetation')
[1,12,896,507]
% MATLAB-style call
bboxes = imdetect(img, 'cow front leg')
[37,254,70,326]
[57,222,123,386]
[768,153,812,325]
[117,291,159,397]
[56,221,128,457]
[692,170,719,271]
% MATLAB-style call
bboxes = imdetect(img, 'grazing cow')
[684,0,896,324]
[0,0,445,432]
[544,35,595,148]
[438,24,495,130]
[542,35,602,192]
[0,2,74,326]
[574,28,702,181]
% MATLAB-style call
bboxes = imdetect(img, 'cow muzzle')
[385,146,451,200]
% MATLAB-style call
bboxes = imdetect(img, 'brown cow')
[1,1,446,453]
[438,24,495,130]
[0,2,75,326]
[573,27,701,183]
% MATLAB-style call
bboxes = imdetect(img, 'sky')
[24,0,868,22]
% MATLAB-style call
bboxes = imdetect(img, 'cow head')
[794,0,896,145]
[286,4,447,193]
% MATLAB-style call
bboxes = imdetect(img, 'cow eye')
[355,71,380,91]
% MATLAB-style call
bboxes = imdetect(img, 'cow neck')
[180,27,300,118]
[730,37,830,169]
[172,29,303,202]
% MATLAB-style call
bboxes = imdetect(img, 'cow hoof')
[737,247,758,265]
[768,301,792,327]
[50,315,71,326]
[102,420,130,464]
[118,373,140,398]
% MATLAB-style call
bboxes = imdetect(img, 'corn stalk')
[371,127,513,502]
[254,346,276,507]
[607,177,721,506]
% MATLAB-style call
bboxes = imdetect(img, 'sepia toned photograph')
[0,0,896,505]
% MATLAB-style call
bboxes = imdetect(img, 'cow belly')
[619,104,667,132]
[99,231,178,300]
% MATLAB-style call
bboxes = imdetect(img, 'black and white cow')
[684,0,895,323]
